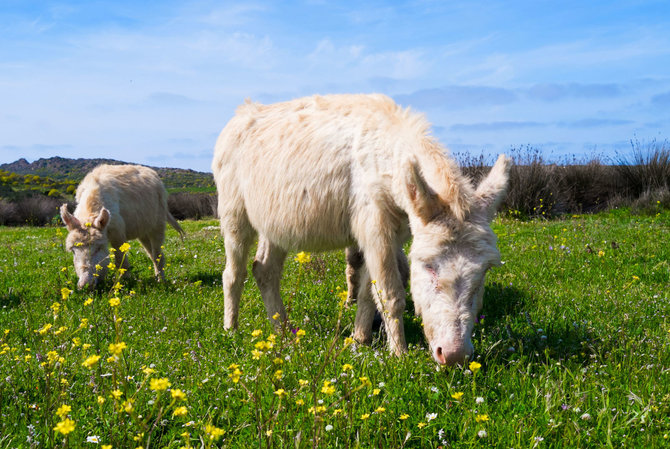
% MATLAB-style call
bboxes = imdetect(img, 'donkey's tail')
[167,212,186,241]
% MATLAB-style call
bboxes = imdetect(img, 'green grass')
[1,210,669,448]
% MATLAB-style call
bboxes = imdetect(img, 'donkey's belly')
[245,186,354,251]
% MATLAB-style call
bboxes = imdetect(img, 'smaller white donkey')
[60,164,185,289]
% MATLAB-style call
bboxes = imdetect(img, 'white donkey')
[60,164,185,289]
[212,94,510,365]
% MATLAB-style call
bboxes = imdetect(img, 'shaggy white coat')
[60,164,185,289]
[212,94,510,364]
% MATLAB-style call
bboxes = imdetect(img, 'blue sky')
[1,0,669,172]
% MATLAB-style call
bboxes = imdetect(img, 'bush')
[0,199,19,225]
[14,195,62,226]
[614,138,670,198]
[167,193,217,220]
[503,147,562,218]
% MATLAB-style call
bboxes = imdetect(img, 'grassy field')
[1,209,668,448]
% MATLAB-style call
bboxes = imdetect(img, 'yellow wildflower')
[274,388,287,398]
[111,389,123,400]
[47,351,60,364]
[273,357,283,365]
[79,318,89,329]
[296,399,305,405]
[50,302,61,314]
[142,366,156,375]
[251,329,262,338]
[36,323,52,335]
[97,396,105,405]
[205,425,225,440]
[171,389,187,401]
[468,361,482,374]
[54,418,75,435]
[359,376,372,387]
[60,288,72,300]
[342,363,353,372]
[273,369,283,380]
[417,422,427,429]
[299,379,309,387]
[228,364,243,383]
[102,446,111,449]
[108,342,127,355]
[82,354,101,368]
[251,349,262,359]
[451,391,464,401]
[122,400,134,413]
[375,406,386,413]
[294,251,311,264]
[272,312,280,321]
[337,288,348,303]
[119,242,131,252]
[150,377,171,391]
[372,388,381,395]
[173,406,188,417]
[56,404,71,418]
[475,414,490,423]
[109,297,120,307]
[399,413,409,420]
[82,343,91,351]
[344,337,354,346]
[360,413,370,420]
[321,381,336,395]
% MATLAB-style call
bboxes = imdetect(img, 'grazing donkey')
[212,94,510,365]
[60,164,185,289]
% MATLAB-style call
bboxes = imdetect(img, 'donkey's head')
[60,204,111,290]
[405,155,511,365]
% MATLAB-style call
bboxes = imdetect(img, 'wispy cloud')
[651,91,670,107]
[395,86,517,110]
[450,121,545,132]
[525,83,623,102]
[558,118,635,128]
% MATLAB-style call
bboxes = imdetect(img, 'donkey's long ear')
[404,157,441,224]
[474,154,512,220]
[60,204,81,231]
[93,207,111,230]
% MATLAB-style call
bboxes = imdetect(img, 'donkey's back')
[212,94,418,251]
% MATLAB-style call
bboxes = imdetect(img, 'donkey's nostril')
[434,346,446,365]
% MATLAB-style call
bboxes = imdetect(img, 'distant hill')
[0,157,215,193]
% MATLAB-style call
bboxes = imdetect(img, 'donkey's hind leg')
[252,235,288,327]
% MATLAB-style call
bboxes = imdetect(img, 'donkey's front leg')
[360,245,408,355]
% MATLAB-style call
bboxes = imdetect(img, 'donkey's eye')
[423,263,436,273]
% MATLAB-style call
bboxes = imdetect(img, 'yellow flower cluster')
[150,377,171,391]
[228,364,242,383]
[294,251,312,264]
[321,380,336,396]
[82,354,101,369]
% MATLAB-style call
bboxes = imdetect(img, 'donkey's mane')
[409,117,474,222]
